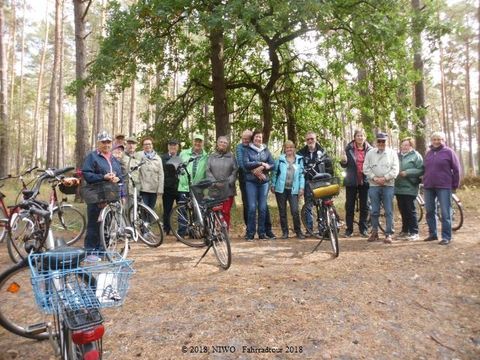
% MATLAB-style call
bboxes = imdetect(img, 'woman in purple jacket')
[423,132,461,245]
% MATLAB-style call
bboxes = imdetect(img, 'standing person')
[340,129,372,238]
[394,137,424,241]
[178,134,209,200]
[363,132,399,244]
[271,140,305,239]
[120,137,139,200]
[207,136,238,229]
[161,139,180,235]
[135,136,164,211]
[243,130,275,240]
[423,131,460,245]
[298,131,334,234]
[236,130,276,239]
[82,131,123,252]
[114,134,126,148]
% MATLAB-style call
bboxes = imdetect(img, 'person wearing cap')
[177,134,209,199]
[114,134,126,148]
[161,139,180,235]
[363,132,399,244]
[206,136,238,229]
[134,136,164,211]
[422,131,461,245]
[120,137,140,201]
[82,130,123,251]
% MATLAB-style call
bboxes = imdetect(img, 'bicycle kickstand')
[311,239,323,254]
[194,245,212,267]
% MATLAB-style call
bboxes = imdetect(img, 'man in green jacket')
[178,134,209,196]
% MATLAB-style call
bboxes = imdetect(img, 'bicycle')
[301,174,341,257]
[7,167,86,263]
[0,196,134,359]
[168,156,232,269]
[92,160,163,259]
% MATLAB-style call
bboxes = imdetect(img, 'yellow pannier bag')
[312,183,340,199]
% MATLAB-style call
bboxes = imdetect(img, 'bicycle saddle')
[22,189,35,199]
[312,173,332,181]
[39,246,86,271]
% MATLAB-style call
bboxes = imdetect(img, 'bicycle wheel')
[210,211,231,270]
[415,197,424,223]
[99,206,129,259]
[128,203,164,247]
[328,209,339,258]
[301,202,324,239]
[169,204,205,248]
[51,205,86,246]
[0,206,8,243]
[0,259,53,340]
[451,195,464,231]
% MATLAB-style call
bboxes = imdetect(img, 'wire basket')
[191,179,229,205]
[59,183,79,195]
[309,177,341,199]
[80,181,120,204]
[28,250,134,314]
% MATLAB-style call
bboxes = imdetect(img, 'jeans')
[344,184,369,234]
[275,189,301,234]
[396,194,418,235]
[424,188,452,241]
[162,190,177,233]
[246,181,269,236]
[85,204,102,250]
[369,186,394,235]
[176,191,189,236]
[239,179,248,226]
[141,191,157,211]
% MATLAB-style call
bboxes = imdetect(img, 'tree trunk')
[56,0,65,167]
[260,92,273,143]
[439,37,450,146]
[73,0,91,170]
[477,0,480,174]
[120,90,125,134]
[412,0,427,156]
[129,80,136,136]
[464,34,474,174]
[16,0,26,172]
[209,27,229,138]
[7,3,15,172]
[32,2,49,166]
[47,0,62,168]
[285,98,297,143]
[95,0,106,135]
[0,3,8,177]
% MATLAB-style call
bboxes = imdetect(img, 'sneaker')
[281,232,289,239]
[438,239,451,245]
[85,254,101,262]
[343,231,353,238]
[384,235,393,244]
[258,234,268,240]
[360,231,369,238]
[423,235,438,242]
[266,232,277,240]
[407,234,419,241]
[367,231,379,242]
[296,232,305,239]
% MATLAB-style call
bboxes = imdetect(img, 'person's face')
[98,140,112,153]
[193,139,203,152]
[285,144,295,156]
[217,139,228,152]
[168,143,179,155]
[126,142,136,153]
[400,140,411,153]
[143,140,153,152]
[354,132,364,145]
[306,134,316,148]
[241,134,251,146]
[112,148,123,160]
[376,138,387,149]
[253,133,263,146]
[431,136,444,148]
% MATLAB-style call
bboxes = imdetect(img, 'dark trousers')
[275,189,301,234]
[396,194,418,235]
[345,184,369,234]
[162,190,177,233]
[141,191,157,211]
[85,204,102,250]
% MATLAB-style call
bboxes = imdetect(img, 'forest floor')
[0,192,479,360]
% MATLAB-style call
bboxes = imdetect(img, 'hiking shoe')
[296,232,305,239]
[360,231,369,238]
[367,231,379,242]
[266,232,277,240]
[407,234,419,241]
[438,239,451,245]
[384,235,393,244]
[343,231,353,238]
[281,232,289,239]
[423,235,438,242]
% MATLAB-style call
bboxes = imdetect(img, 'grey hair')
[430,131,445,140]
[241,130,253,138]
[217,135,229,144]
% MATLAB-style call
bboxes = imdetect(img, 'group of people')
[81,127,461,251]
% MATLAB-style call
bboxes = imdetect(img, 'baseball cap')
[376,132,388,140]
[115,134,125,140]
[112,144,124,151]
[97,131,112,142]
[193,134,204,141]
[168,139,179,145]
[126,136,138,144]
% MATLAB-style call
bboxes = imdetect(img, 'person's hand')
[111,176,120,183]
[262,162,270,170]
[341,154,347,163]
[270,186,275,193]
[298,189,304,197]
[104,172,114,181]
[399,171,407,177]
[252,166,264,175]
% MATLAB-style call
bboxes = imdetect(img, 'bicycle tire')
[328,209,339,258]
[211,211,231,270]
[301,202,324,239]
[51,205,86,246]
[0,206,8,243]
[99,206,129,259]
[169,204,206,248]
[128,203,164,247]
[451,195,464,231]
[415,197,424,223]
[0,259,53,340]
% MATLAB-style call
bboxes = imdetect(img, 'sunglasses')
[377,140,386,143]
[306,138,315,141]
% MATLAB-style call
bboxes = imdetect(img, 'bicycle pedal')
[27,321,49,335]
